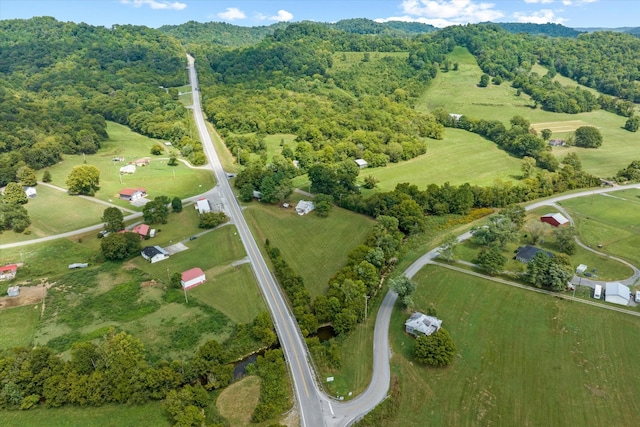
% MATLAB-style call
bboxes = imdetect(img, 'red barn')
[540,213,569,227]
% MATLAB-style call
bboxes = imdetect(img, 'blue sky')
[0,1,636,29]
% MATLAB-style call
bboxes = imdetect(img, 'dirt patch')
[140,280,160,288]
[0,283,48,310]
[217,375,261,425]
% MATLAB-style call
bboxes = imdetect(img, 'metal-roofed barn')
[405,312,442,337]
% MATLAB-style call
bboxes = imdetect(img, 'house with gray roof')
[141,246,169,264]
[405,312,442,337]
[515,245,553,263]
[605,282,630,306]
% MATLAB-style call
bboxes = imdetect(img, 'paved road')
[186,56,328,427]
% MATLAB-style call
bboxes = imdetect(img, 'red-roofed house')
[119,188,147,201]
[0,264,18,281]
[132,224,150,238]
[540,213,569,227]
[181,267,206,289]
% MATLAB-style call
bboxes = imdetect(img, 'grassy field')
[0,305,40,349]
[417,46,637,178]
[363,128,524,190]
[0,184,110,244]
[243,196,374,299]
[559,188,640,268]
[0,402,169,427]
[216,375,261,426]
[388,264,640,426]
[45,121,215,207]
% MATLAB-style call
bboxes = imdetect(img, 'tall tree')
[477,245,506,275]
[17,166,37,186]
[554,226,577,255]
[573,126,602,148]
[3,182,28,205]
[414,328,456,366]
[102,207,124,233]
[66,165,100,196]
[439,233,459,262]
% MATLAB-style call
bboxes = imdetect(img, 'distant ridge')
[491,22,582,37]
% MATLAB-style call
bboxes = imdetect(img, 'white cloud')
[513,9,566,24]
[120,0,186,10]
[217,7,246,20]
[377,0,504,27]
[524,0,555,4]
[257,9,294,22]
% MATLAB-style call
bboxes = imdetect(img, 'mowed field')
[45,121,215,208]
[364,128,523,190]
[417,46,637,178]
[560,188,640,268]
[243,197,374,299]
[389,265,640,426]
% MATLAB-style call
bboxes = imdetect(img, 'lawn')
[216,375,261,426]
[0,239,96,278]
[417,46,637,178]
[243,199,374,299]
[388,264,640,427]
[190,263,266,324]
[45,121,215,208]
[0,305,40,350]
[362,128,524,190]
[559,189,640,267]
[0,402,169,427]
[0,185,111,244]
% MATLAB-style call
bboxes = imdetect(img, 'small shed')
[141,246,170,263]
[515,245,553,263]
[405,312,442,337]
[24,186,37,198]
[119,188,146,201]
[119,164,136,174]
[576,264,587,274]
[548,139,566,147]
[134,158,150,167]
[605,282,630,306]
[68,263,89,269]
[296,200,315,215]
[540,213,569,227]
[449,113,463,121]
[195,198,211,214]
[181,267,206,289]
[7,286,20,297]
[0,264,18,281]
[354,158,368,169]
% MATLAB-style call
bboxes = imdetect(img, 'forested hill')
[494,22,582,37]
[159,18,436,47]
[0,17,203,186]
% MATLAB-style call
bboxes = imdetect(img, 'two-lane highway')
[186,56,327,426]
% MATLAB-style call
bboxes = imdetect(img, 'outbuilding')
[354,158,368,169]
[195,198,211,214]
[605,282,630,306]
[24,187,37,198]
[141,246,170,263]
[119,188,147,201]
[132,224,150,238]
[515,245,553,263]
[295,200,315,215]
[119,164,136,175]
[181,267,206,289]
[0,264,18,281]
[540,213,569,227]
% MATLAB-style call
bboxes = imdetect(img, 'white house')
[119,164,136,174]
[181,267,206,289]
[119,188,146,201]
[405,312,442,337]
[141,246,169,263]
[24,187,37,198]
[605,282,630,306]
[195,198,211,214]
[354,158,368,169]
[295,200,315,215]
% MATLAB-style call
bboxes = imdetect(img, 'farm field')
[559,188,640,268]
[0,402,169,427]
[0,305,40,349]
[417,46,636,178]
[45,121,215,208]
[243,196,374,299]
[1,184,110,244]
[363,128,523,190]
[389,264,640,427]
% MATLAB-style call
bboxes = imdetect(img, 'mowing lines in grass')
[530,120,590,133]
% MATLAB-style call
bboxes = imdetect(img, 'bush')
[414,328,456,366]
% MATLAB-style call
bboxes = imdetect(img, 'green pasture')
[0,184,109,244]
[264,133,296,163]
[559,189,640,267]
[45,121,215,207]
[0,401,169,427]
[243,199,374,299]
[190,263,265,325]
[362,128,524,190]
[388,264,640,427]
[0,305,40,350]
[208,121,238,173]
[0,239,95,278]
[418,46,636,178]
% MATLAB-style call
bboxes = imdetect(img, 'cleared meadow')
[389,264,640,427]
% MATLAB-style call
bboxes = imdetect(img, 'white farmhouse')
[605,282,630,306]
[405,312,442,337]
[295,200,315,215]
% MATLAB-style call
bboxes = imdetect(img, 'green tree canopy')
[17,166,37,186]
[101,207,124,233]
[477,245,507,275]
[66,165,100,196]
[573,126,602,148]
[414,328,456,366]
[3,182,28,205]
[100,232,141,260]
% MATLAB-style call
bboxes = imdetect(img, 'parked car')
[189,236,197,241]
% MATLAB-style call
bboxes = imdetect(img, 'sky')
[0,0,637,29]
